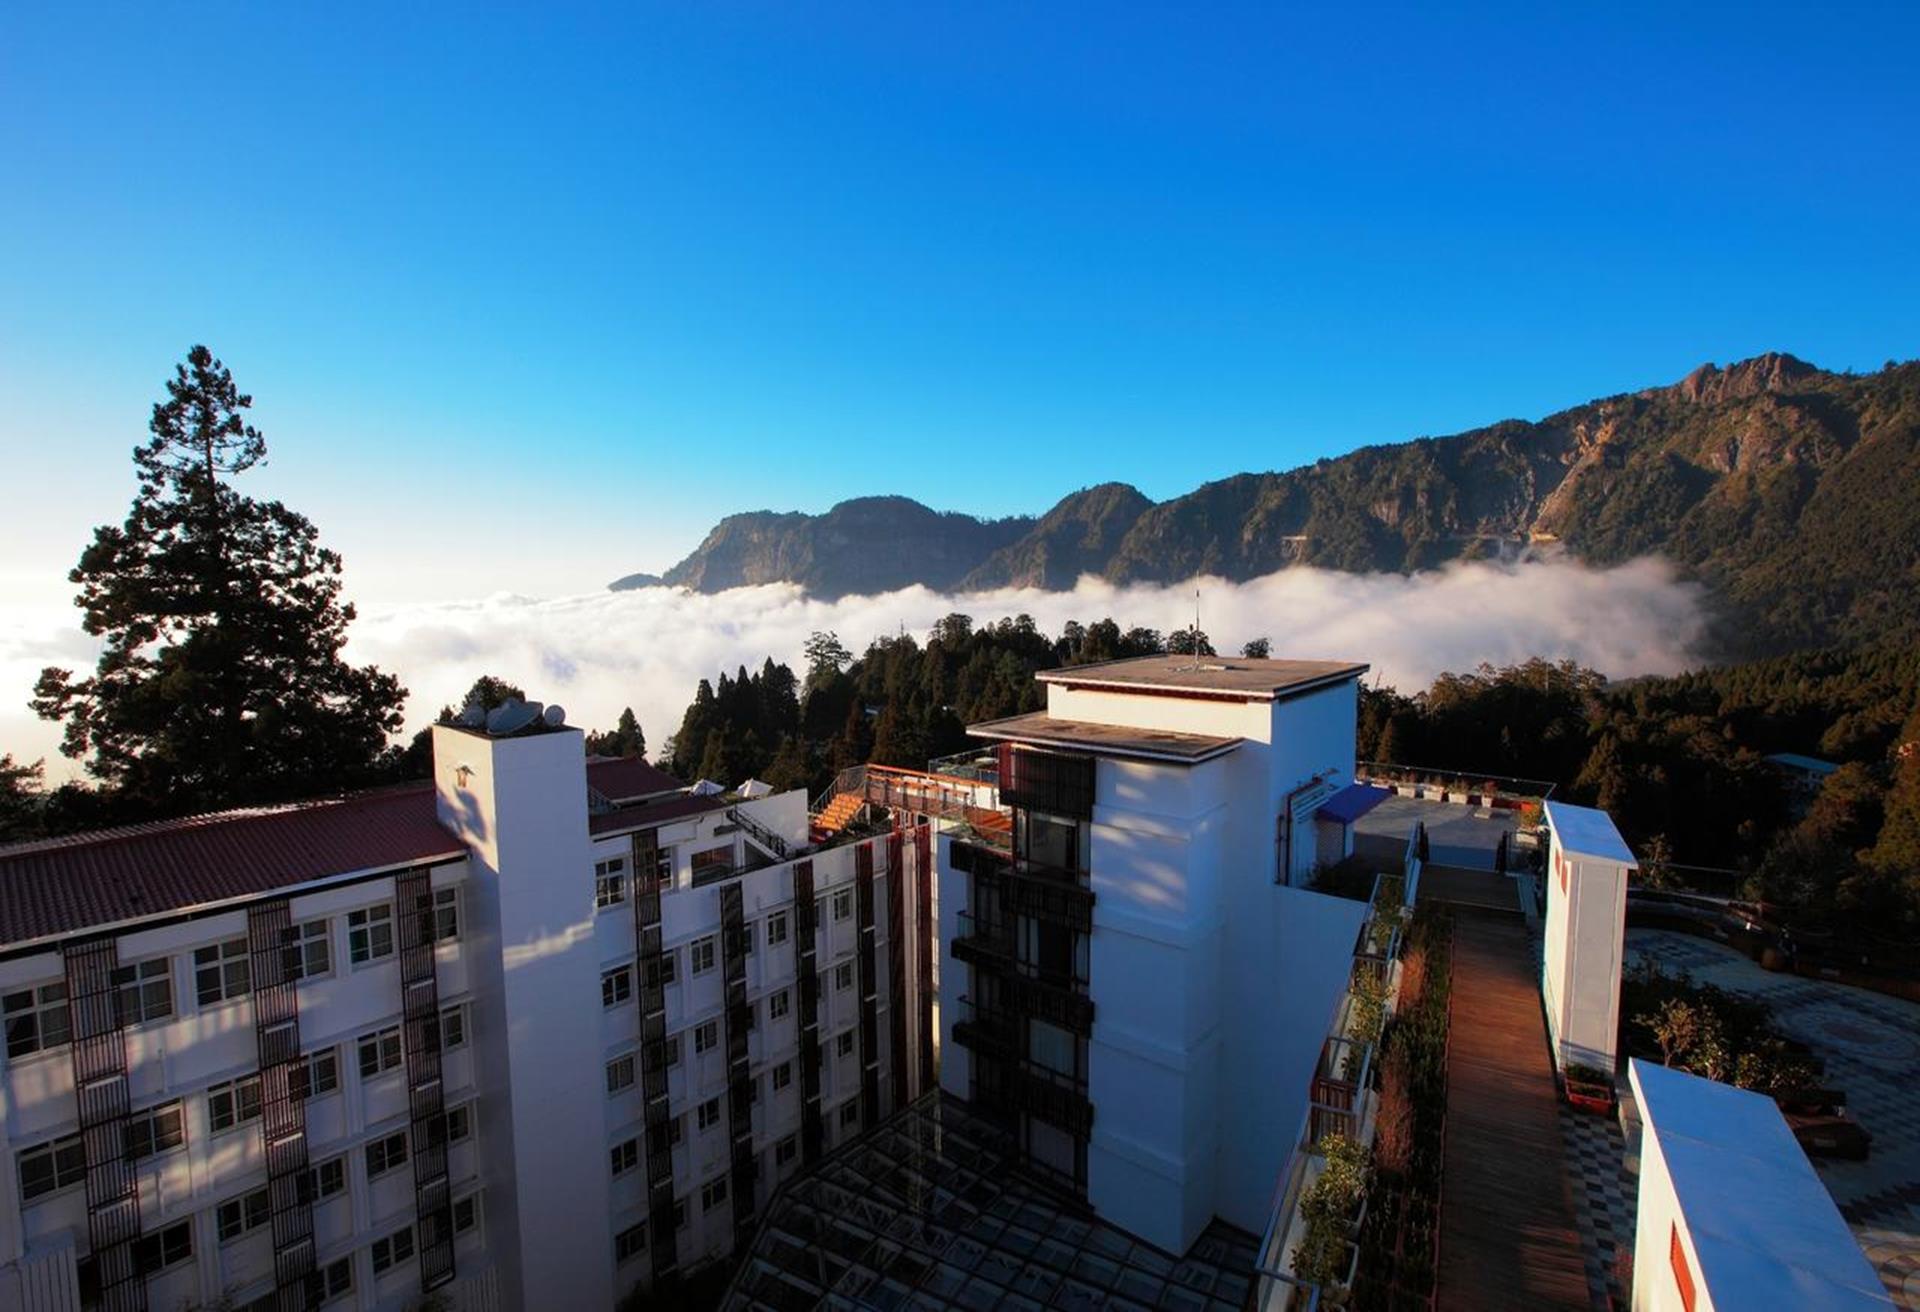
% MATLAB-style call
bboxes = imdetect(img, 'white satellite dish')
[486,699,544,736]
[542,704,566,727]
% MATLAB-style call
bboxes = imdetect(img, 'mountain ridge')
[613,353,1920,657]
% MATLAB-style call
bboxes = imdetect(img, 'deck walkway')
[1436,908,1593,1310]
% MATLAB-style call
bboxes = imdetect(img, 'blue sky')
[2,4,1917,606]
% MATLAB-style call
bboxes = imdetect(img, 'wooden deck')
[1436,909,1593,1310]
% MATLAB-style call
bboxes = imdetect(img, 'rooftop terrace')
[1037,655,1369,701]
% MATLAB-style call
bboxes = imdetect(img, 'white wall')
[435,724,613,1312]
[1541,827,1628,1074]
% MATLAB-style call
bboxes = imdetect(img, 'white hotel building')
[0,713,935,1312]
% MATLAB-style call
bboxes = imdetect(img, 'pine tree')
[0,755,45,842]
[586,707,647,759]
[32,346,406,816]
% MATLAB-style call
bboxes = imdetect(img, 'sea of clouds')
[0,557,1707,781]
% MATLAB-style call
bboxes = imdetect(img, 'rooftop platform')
[1352,794,1519,874]
[968,711,1242,764]
[1037,655,1368,702]
[724,1093,1259,1311]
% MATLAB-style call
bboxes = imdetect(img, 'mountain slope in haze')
[625,354,1920,656]
[653,495,1033,597]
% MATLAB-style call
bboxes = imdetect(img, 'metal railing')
[728,805,792,860]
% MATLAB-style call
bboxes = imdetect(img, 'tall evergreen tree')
[586,707,647,759]
[32,346,406,816]
[0,755,45,842]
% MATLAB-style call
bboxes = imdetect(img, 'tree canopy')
[31,346,406,819]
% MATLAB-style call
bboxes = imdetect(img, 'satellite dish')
[486,698,544,736]
[542,704,566,727]
[457,702,487,728]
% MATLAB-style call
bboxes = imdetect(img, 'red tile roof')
[585,756,685,803]
[0,758,697,950]
[0,785,463,951]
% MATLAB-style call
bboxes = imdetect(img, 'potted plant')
[1563,1062,1614,1113]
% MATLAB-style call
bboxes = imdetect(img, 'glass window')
[304,1257,352,1304]
[283,919,332,981]
[836,1030,855,1058]
[697,1097,720,1131]
[775,1135,798,1166]
[1023,812,1083,872]
[17,1133,86,1202]
[132,1220,192,1276]
[606,1053,636,1094]
[647,949,679,988]
[194,938,252,1006]
[439,1003,468,1051]
[832,890,852,921]
[840,1100,861,1128]
[694,1020,718,1054]
[125,1101,185,1160]
[290,1048,339,1101]
[422,887,460,945]
[690,845,734,886]
[347,905,394,964]
[112,957,173,1025]
[216,1185,272,1241]
[772,1061,792,1091]
[370,1224,414,1275]
[610,1137,639,1177]
[452,1194,480,1236]
[301,1156,346,1204]
[602,966,632,1008]
[701,1175,729,1211]
[689,937,716,975]
[445,1103,473,1144]
[357,1025,403,1080]
[768,989,791,1021]
[662,1032,682,1069]
[595,857,627,909]
[834,961,854,991]
[1029,1019,1078,1078]
[365,1130,409,1179]
[615,1220,646,1263]
[766,911,789,946]
[208,1074,263,1133]
[4,982,70,1058]
[741,921,756,956]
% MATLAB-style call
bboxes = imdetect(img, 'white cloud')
[1,557,1707,782]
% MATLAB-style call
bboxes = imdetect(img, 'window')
[741,920,756,956]
[701,1175,729,1212]
[18,1133,85,1202]
[439,1003,468,1051]
[697,1097,721,1131]
[283,919,332,981]
[348,905,394,964]
[132,1220,192,1276]
[357,1025,403,1080]
[646,949,679,989]
[112,957,173,1025]
[775,1135,798,1167]
[452,1194,480,1236]
[216,1185,272,1241]
[301,1156,346,1204]
[662,1032,682,1068]
[840,1100,861,1128]
[595,857,627,909]
[615,1220,647,1262]
[423,887,460,944]
[768,989,790,1021]
[602,965,633,1008]
[673,1197,689,1230]
[690,936,716,975]
[4,982,70,1058]
[125,1101,185,1161]
[444,1103,473,1144]
[832,890,852,922]
[194,938,252,1006]
[208,1074,263,1133]
[366,1130,409,1179]
[610,1137,639,1177]
[834,961,854,991]
[370,1224,415,1276]
[290,1048,340,1101]
[694,1019,719,1055]
[668,1113,685,1147]
[690,845,734,886]
[766,911,789,946]
[303,1257,352,1305]
[606,1053,636,1094]
[836,1030,856,1058]
[772,1061,793,1092]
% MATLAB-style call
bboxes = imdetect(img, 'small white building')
[0,710,935,1311]
[1629,1059,1892,1311]
[937,655,1374,1254]
[1541,799,1633,1076]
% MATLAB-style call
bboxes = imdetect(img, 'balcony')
[974,1055,1095,1137]
[952,839,1095,931]
[995,743,1094,819]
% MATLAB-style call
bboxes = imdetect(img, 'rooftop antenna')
[1177,585,1204,672]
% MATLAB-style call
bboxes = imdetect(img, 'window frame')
[356,1025,403,1082]
[693,1019,719,1055]
[208,1073,264,1134]
[112,957,174,1026]
[132,1219,193,1277]
[365,1129,410,1180]
[610,1137,639,1177]
[283,919,333,982]
[290,1047,340,1101]
[614,1219,647,1263]
[601,965,633,1009]
[17,1132,86,1203]
[768,988,791,1021]
[696,1097,721,1131]
[216,1185,273,1243]
[4,981,71,1059]
[832,889,853,922]
[766,910,789,946]
[690,936,716,976]
[594,856,628,910]
[370,1224,415,1276]
[347,904,395,966]
[606,1052,637,1095]
[125,1100,186,1162]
